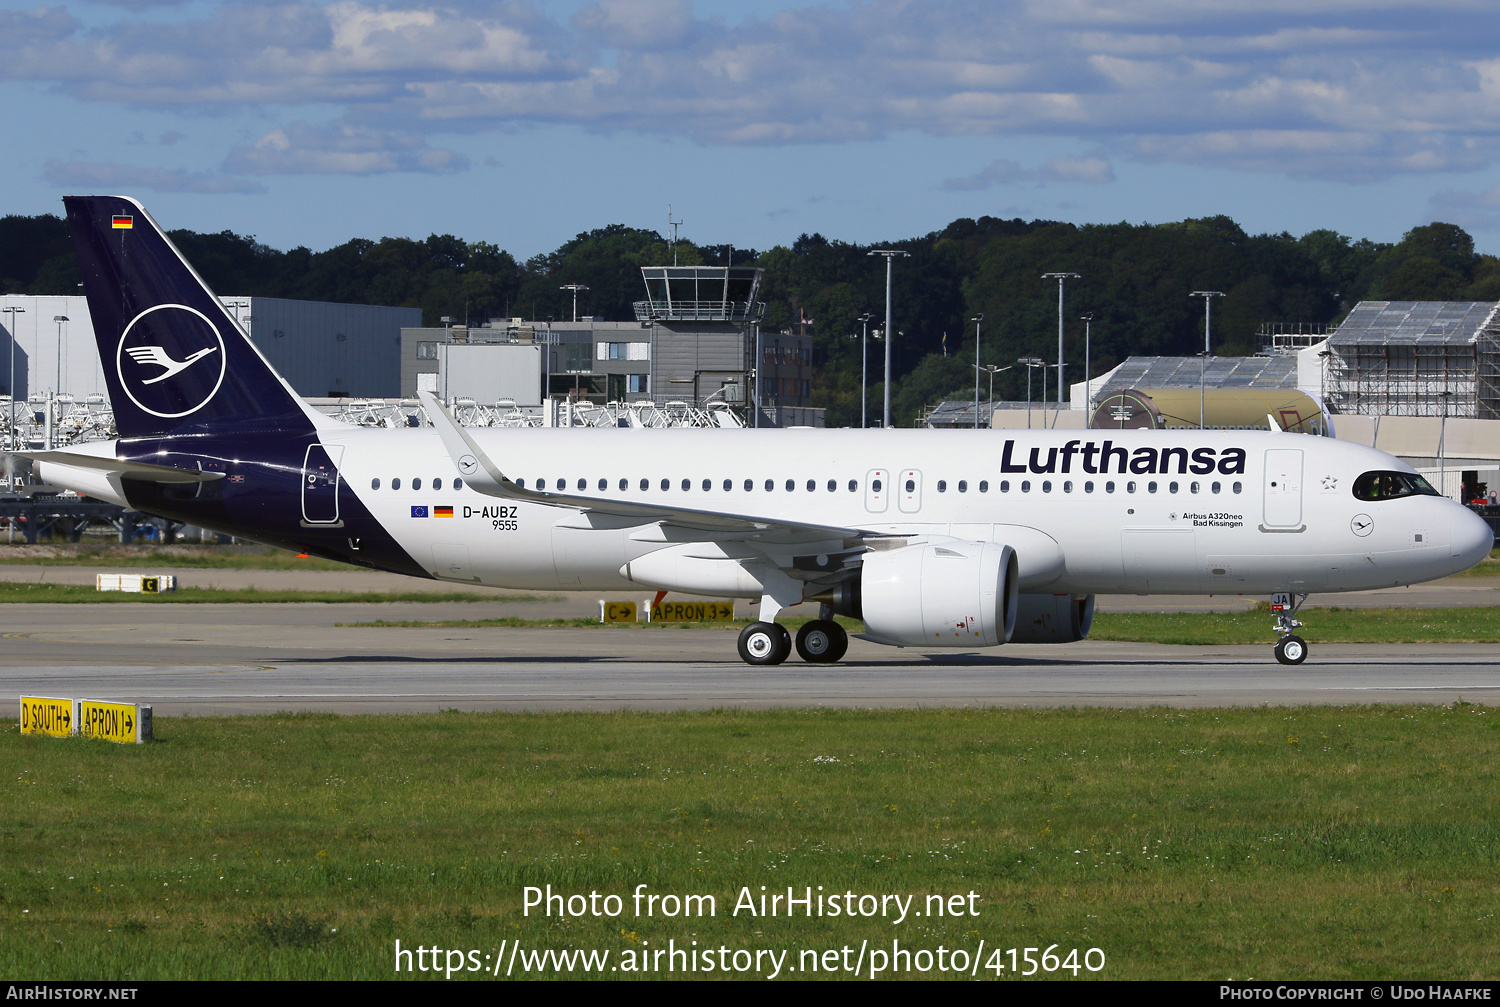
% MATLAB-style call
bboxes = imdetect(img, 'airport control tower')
[634,265,764,414]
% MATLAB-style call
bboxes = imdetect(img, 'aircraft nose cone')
[1451,506,1495,571]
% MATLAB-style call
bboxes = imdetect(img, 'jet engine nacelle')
[1010,593,1095,644]
[859,540,1019,648]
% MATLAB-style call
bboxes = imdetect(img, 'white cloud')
[0,6,77,44]
[1429,182,1500,233]
[8,1,1500,181]
[1041,155,1114,183]
[573,0,694,51]
[941,153,1115,190]
[42,159,265,194]
[223,122,468,175]
[941,159,1030,191]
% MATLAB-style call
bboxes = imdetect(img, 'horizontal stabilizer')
[20,451,224,484]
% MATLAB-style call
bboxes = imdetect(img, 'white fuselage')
[301,426,1492,598]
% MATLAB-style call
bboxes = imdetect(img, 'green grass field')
[0,545,353,570]
[340,606,1500,646]
[3,706,1498,980]
[0,582,553,604]
[1091,605,1500,645]
[1451,549,1500,576]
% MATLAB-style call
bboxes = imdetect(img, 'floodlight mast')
[1080,312,1094,429]
[53,315,69,396]
[1191,291,1224,429]
[1041,272,1079,419]
[973,362,1009,429]
[1019,357,1045,430]
[858,313,873,428]
[972,313,984,428]
[869,250,909,427]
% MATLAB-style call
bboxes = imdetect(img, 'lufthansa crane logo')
[125,345,218,384]
[116,304,228,418]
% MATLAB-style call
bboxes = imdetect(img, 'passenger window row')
[991,479,1243,495]
[369,477,463,491]
[367,474,1242,496]
[516,477,869,493]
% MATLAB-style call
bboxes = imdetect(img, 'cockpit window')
[1353,470,1439,502]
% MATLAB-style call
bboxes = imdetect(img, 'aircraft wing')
[417,392,869,548]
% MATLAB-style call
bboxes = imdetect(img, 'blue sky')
[5,0,1500,257]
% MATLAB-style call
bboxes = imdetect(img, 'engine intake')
[859,541,1018,647]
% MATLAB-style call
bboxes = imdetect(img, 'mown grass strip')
[1450,549,1500,576]
[0,546,352,570]
[337,615,865,631]
[340,606,1500,645]
[2,705,1498,980]
[1092,605,1500,645]
[0,582,556,604]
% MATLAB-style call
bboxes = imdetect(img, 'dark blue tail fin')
[64,195,319,440]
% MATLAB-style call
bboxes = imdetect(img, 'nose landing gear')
[1271,591,1309,665]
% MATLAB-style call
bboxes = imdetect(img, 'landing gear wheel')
[1274,635,1308,665]
[738,621,791,665]
[795,620,849,663]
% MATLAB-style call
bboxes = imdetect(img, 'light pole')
[1041,272,1079,418]
[3,305,24,462]
[559,284,588,323]
[1190,291,1224,429]
[971,313,984,429]
[1318,349,1333,434]
[1080,312,1094,429]
[1439,390,1453,499]
[869,250,909,428]
[973,363,1010,428]
[52,315,68,397]
[225,300,248,330]
[859,312,874,429]
[1019,357,1045,429]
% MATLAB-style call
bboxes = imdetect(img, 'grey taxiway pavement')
[4,600,1500,714]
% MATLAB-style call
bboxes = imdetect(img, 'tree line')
[3,209,1496,426]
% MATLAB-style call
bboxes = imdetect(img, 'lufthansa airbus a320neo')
[18,196,1494,666]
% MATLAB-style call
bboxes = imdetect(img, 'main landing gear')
[1270,591,1309,665]
[736,617,849,666]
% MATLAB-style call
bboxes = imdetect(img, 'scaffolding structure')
[1256,321,1335,356]
[3,394,117,452]
[1326,302,1500,419]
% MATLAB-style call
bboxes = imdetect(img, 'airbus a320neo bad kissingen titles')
[19,196,1495,666]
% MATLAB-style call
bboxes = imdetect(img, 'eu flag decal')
[410,505,429,518]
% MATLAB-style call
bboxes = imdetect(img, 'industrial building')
[399,265,821,426]
[232,297,416,398]
[1323,301,1500,419]
[929,300,1500,501]
[0,295,105,400]
[1,294,417,401]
